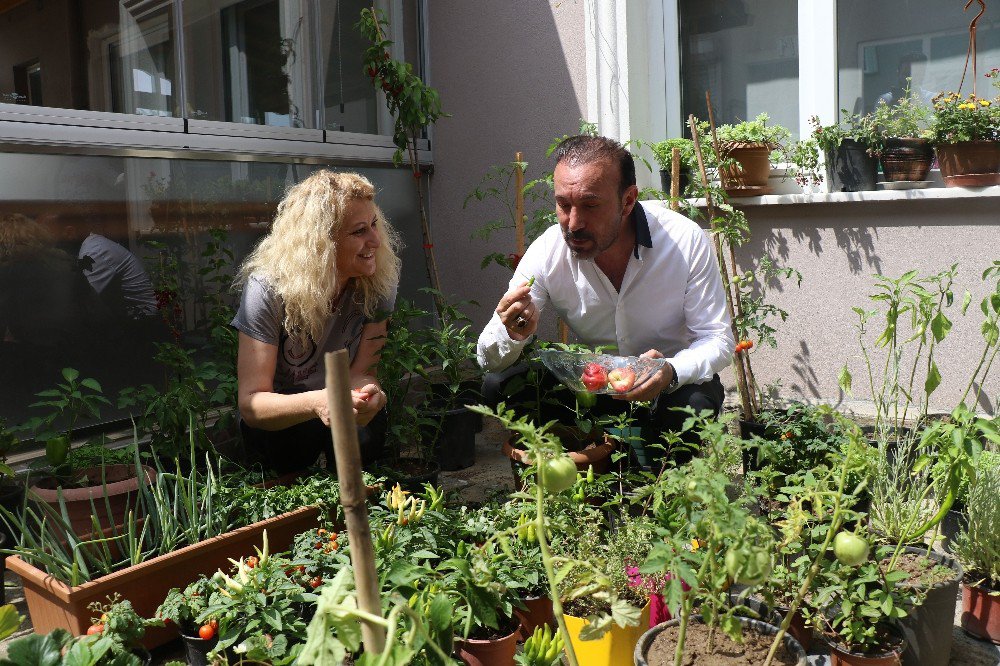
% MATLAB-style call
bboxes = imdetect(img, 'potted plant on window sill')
[650,138,697,196]
[871,83,935,183]
[712,113,792,197]
[930,75,1000,187]
[810,111,879,192]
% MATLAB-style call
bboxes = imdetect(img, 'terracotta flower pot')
[936,141,1000,187]
[502,434,614,486]
[826,626,905,666]
[961,582,1000,644]
[720,142,773,196]
[454,623,520,666]
[515,595,555,638]
[28,464,157,537]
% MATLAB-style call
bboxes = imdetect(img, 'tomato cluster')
[735,339,754,353]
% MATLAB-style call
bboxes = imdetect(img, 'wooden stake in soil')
[670,146,681,211]
[325,350,386,654]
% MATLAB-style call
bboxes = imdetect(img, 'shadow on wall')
[790,339,824,402]
[751,224,883,277]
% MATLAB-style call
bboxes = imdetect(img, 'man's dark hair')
[552,135,636,195]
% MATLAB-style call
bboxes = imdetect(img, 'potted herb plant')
[952,454,1000,644]
[713,113,792,196]
[809,111,879,192]
[871,83,934,182]
[930,70,1000,187]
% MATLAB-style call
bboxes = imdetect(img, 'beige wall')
[426,0,586,332]
[732,196,1000,415]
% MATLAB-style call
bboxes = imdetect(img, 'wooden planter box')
[7,506,320,649]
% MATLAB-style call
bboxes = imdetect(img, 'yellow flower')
[981,100,991,107]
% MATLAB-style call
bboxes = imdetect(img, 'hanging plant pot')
[720,142,773,196]
[936,141,1000,187]
[454,619,520,666]
[880,137,934,182]
[961,582,1000,644]
[634,615,807,665]
[564,601,649,666]
[825,140,878,192]
[893,546,963,666]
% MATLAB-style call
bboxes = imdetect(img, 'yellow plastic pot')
[562,601,651,666]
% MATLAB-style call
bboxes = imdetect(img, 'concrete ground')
[2,414,998,664]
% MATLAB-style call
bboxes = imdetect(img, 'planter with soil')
[882,545,962,666]
[961,580,1000,644]
[422,404,479,472]
[180,631,219,666]
[825,140,878,192]
[381,457,440,494]
[634,615,807,665]
[502,427,614,486]
[515,594,555,638]
[453,615,521,666]
[563,601,649,666]
[28,464,158,536]
[823,623,906,666]
[880,137,934,182]
[6,505,321,649]
[720,143,774,196]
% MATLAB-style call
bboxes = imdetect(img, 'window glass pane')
[0,152,426,433]
[838,1,1000,115]
[679,0,799,137]
[0,0,177,116]
[183,0,319,128]
[319,0,422,134]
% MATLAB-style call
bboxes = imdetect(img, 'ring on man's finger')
[515,315,528,329]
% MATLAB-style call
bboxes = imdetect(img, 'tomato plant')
[832,531,869,567]
[542,456,578,493]
[199,623,216,640]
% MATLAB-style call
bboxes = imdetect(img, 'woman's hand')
[352,383,387,426]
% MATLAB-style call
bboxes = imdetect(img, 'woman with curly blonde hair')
[232,170,401,473]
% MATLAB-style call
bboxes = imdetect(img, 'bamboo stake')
[689,115,753,422]
[705,92,760,417]
[670,147,681,211]
[515,152,525,256]
[325,350,386,655]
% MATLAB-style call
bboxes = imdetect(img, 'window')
[838,1,1000,116]
[678,0,799,137]
[0,151,426,431]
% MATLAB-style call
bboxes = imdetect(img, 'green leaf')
[924,361,941,397]
[0,605,22,641]
[61,368,80,382]
[610,600,641,628]
[79,378,102,393]
[962,290,972,314]
[4,631,68,666]
[838,365,853,395]
[577,613,612,641]
[930,311,952,343]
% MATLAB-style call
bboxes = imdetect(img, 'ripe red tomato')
[580,362,608,392]
[87,624,103,636]
[310,577,324,589]
[245,556,258,569]
[198,624,216,640]
[607,367,637,393]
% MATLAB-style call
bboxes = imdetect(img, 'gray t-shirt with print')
[232,275,396,394]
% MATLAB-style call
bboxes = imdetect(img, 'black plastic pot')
[181,631,219,666]
[897,545,963,666]
[659,169,690,195]
[738,418,769,474]
[939,508,967,554]
[424,406,479,471]
[825,139,878,192]
[427,380,483,433]
[634,615,807,665]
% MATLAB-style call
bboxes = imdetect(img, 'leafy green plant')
[157,578,216,637]
[930,89,1000,144]
[650,138,696,172]
[716,113,791,149]
[952,453,1000,587]
[641,412,775,666]
[809,110,879,154]
[20,368,111,483]
[784,138,824,188]
[871,82,933,145]
[86,595,160,658]
[0,418,20,483]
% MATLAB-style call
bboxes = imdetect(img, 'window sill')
[724,184,1000,206]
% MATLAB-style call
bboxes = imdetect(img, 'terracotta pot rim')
[454,623,521,645]
[636,614,807,665]
[823,628,905,659]
[502,438,613,465]
[962,579,1000,592]
[722,141,776,151]
[28,464,156,502]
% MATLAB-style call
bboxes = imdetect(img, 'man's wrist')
[664,361,679,392]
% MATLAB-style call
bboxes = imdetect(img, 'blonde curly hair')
[0,213,51,260]
[235,170,401,345]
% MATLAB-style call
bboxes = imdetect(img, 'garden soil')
[644,622,800,665]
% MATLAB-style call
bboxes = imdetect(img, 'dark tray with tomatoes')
[536,349,667,395]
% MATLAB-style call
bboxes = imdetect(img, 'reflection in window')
[0,0,177,116]
[321,0,379,133]
[679,0,799,137]
[0,152,426,431]
[838,1,1000,115]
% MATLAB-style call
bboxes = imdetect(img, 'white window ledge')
[726,185,1000,206]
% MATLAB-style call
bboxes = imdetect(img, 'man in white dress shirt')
[476,135,735,461]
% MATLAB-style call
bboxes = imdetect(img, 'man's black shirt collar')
[632,203,653,259]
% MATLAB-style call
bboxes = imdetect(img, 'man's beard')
[563,213,622,259]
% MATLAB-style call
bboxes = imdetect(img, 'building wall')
[426,0,587,332]
[732,195,1000,414]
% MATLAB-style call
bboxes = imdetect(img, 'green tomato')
[45,435,70,467]
[725,545,772,586]
[833,531,870,567]
[542,455,578,493]
[575,391,597,409]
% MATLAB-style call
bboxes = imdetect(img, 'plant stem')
[535,470,580,666]
[674,554,711,666]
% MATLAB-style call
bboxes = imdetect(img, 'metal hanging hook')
[958,0,987,97]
